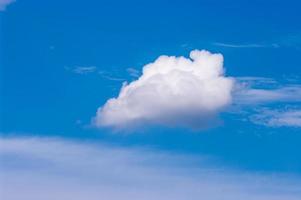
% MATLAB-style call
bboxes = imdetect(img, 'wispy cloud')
[1,136,301,200]
[234,77,301,105]
[65,66,126,81]
[71,66,97,74]
[126,67,140,78]
[234,86,301,105]
[235,76,277,84]
[213,34,301,49]
[213,42,278,48]
[232,77,301,127]
[0,0,15,11]
[251,109,301,128]
[98,71,126,81]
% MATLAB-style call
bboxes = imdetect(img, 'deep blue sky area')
[1,0,301,174]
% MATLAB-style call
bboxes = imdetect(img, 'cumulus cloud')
[1,137,301,200]
[95,50,234,129]
[0,0,15,11]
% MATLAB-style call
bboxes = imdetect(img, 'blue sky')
[1,0,301,199]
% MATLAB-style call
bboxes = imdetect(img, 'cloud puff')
[94,50,234,129]
[0,0,15,11]
[1,137,301,200]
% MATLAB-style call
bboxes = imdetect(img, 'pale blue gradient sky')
[1,0,301,199]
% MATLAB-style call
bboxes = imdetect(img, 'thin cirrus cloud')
[233,83,301,105]
[94,50,234,129]
[214,34,301,49]
[65,66,126,81]
[233,77,301,128]
[98,70,126,81]
[233,76,301,106]
[71,66,97,74]
[0,0,15,11]
[250,109,301,128]
[212,42,279,48]
[1,136,301,200]
[126,67,141,78]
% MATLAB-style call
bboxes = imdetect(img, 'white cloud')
[1,136,301,200]
[94,50,234,129]
[0,0,15,11]
[251,109,301,128]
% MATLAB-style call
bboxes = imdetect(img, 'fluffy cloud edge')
[94,50,234,129]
